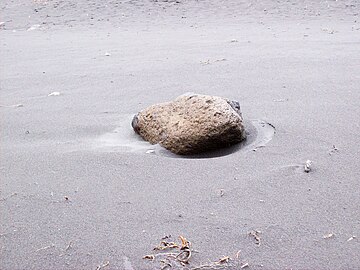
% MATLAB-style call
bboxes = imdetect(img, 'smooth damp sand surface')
[1,1,360,269]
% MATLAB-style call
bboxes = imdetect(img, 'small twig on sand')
[154,240,179,251]
[200,59,226,65]
[59,241,72,257]
[59,241,73,257]
[65,241,73,251]
[160,259,172,270]
[0,104,23,108]
[96,261,110,270]
[214,58,227,63]
[220,189,225,197]
[347,236,356,242]
[36,243,55,252]
[191,256,234,270]
[241,262,249,268]
[143,255,155,260]
[218,256,230,263]
[143,253,177,260]
[235,250,241,259]
[176,236,192,263]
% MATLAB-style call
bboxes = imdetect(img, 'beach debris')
[36,243,55,252]
[145,149,155,154]
[145,235,247,269]
[323,233,335,239]
[241,262,249,268]
[304,160,312,173]
[59,241,74,257]
[200,59,226,65]
[329,145,338,155]
[143,255,155,260]
[347,236,356,242]
[105,52,111,56]
[219,189,225,197]
[160,259,173,270]
[176,236,191,263]
[96,261,110,270]
[65,241,72,251]
[132,94,245,155]
[64,196,70,201]
[154,240,179,251]
[249,230,261,245]
[0,104,24,108]
[162,234,172,240]
[218,256,230,263]
[144,236,192,267]
[230,39,238,43]
[235,250,241,259]
[48,91,61,96]
[191,254,245,269]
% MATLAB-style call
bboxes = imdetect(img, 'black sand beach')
[1,1,360,269]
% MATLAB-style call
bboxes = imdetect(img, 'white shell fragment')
[323,233,335,239]
[304,160,312,173]
[48,92,61,96]
[347,236,356,242]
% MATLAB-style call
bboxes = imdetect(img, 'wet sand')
[1,1,360,269]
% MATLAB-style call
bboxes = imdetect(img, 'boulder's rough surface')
[132,94,246,155]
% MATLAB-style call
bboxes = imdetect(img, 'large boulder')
[132,94,246,155]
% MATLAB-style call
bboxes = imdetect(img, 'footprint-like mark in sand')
[93,115,275,158]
